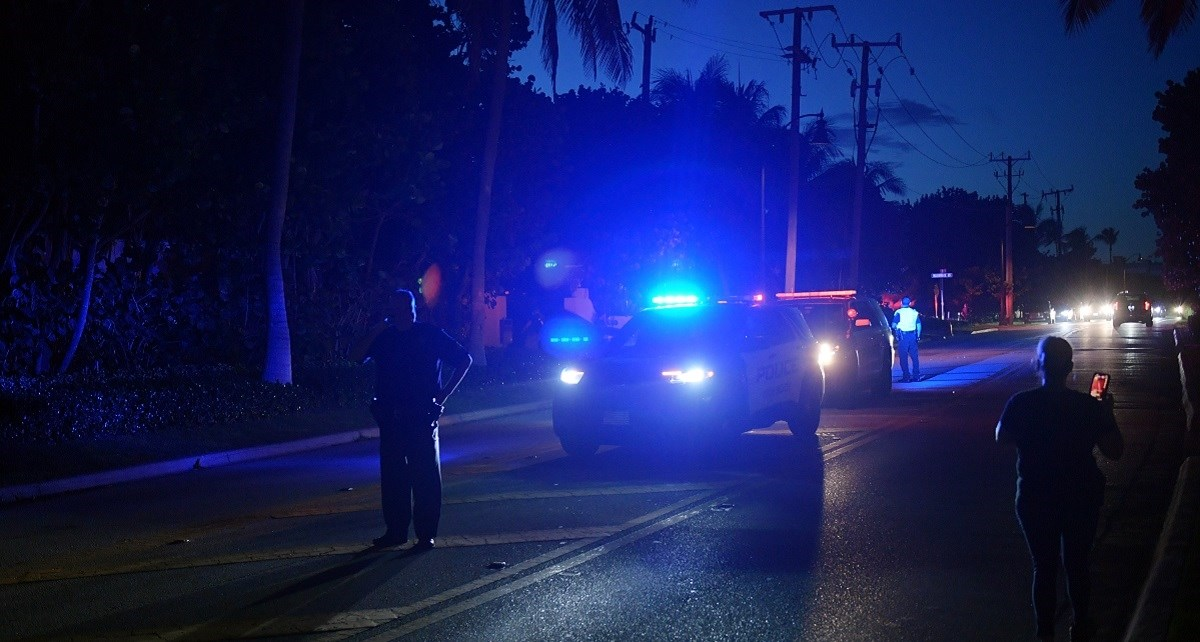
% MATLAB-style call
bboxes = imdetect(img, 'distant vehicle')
[552,297,825,456]
[775,290,894,401]
[1112,291,1153,328]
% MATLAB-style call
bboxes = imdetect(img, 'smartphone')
[1090,372,1110,399]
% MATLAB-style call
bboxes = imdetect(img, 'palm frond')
[1060,0,1117,33]
[1141,0,1198,56]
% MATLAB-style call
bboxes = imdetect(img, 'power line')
[657,30,786,64]
[655,19,781,56]
[896,52,989,160]
[878,64,985,168]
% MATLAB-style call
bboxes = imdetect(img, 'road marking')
[358,492,742,642]
[20,436,890,641]
[818,428,891,458]
[268,482,732,518]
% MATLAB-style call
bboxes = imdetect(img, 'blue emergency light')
[650,293,700,307]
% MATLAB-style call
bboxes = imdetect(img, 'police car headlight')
[817,342,837,367]
[560,367,585,385]
[662,367,714,384]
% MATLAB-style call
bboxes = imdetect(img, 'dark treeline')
[0,1,1189,378]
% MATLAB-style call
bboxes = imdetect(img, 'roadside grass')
[0,373,554,488]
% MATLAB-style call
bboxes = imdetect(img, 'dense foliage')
[0,363,372,445]
[1,1,1190,399]
[1136,67,1200,298]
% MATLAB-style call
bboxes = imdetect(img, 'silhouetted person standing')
[995,337,1123,641]
[351,289,472,550]
[891,297,922,382]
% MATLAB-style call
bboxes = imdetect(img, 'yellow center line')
[20,433,897,641]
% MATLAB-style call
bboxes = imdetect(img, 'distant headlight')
[817,342,837,367]
[1079,304,1093,317]
[662,367,714,384]
[560,367,585,385]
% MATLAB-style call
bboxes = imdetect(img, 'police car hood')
[585,346,732,385]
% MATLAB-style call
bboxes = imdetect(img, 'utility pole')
[990,151,1030,326]
[832,33,902,289]
[1041,185,1074,257]
[629,13,656,101]
[761,5,835,292]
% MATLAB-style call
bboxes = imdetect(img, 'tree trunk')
[468,0,512,367]
[58,234,98,374]
[263,0,304,384]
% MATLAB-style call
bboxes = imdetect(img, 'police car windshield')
[611,305,744,355]
[791,304,847,338]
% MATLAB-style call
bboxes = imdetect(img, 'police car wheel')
[788,391,822,436]
[557,430,600,457]
[872,362,892,396]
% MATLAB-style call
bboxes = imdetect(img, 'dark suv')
[552,300,825,456]
[1112,291,1153,328]
[775,290,895,401]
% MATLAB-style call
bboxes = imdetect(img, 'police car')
[552,295,825,456]
[775,290,894,401]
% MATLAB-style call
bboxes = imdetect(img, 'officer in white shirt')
[892,297,922,382]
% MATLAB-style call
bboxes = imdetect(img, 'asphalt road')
[0,320,1185,641]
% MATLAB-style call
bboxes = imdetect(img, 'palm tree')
[1062,226,1098,261]
[653,56,787,129]
[1036,217,1065,255]
[530,0,632,96]
[263,0,304,384]
[459,0,633,364]
[1060,0,1196,56]
[1095,226,1120,263]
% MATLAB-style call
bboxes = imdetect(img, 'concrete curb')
[0,400,551,505]
[1123,327,1200,640]
[1124,457,1200,641]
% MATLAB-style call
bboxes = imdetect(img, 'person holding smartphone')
[995,336,1123,641]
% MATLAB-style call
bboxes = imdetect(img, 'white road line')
[350,432,886,641]
[34,435,891,641]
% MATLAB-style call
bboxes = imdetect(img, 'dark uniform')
[365,322,469,546]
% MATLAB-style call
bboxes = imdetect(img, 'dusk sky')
[510,1,1200,261]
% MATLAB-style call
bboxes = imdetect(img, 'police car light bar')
[716,293,766,303]
[651,294,701,307]
[776,290,857,300]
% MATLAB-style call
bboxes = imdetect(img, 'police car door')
[743,308,802,414]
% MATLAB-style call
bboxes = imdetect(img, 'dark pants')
[1017,497,1101,637]
[373,403,442,541]
[897,331,920,378]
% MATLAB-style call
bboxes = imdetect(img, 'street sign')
[931,271,953,279]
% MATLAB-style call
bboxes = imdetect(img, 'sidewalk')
[1124,325,1200,641]
[0,395,551,505]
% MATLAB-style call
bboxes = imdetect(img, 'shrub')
[0,363,374,445]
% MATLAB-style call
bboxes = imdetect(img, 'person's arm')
[1096,394,1124,460]
[915,314,922,340]
[435,352,473,406]
[349,322,388,363]
[995,397,1018,445]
